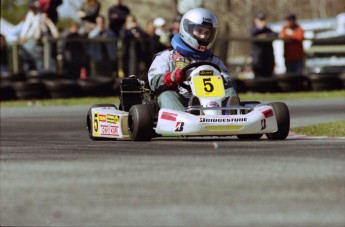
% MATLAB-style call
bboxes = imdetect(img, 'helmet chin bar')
[197,40,209,47]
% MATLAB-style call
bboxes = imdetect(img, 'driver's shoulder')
[153,48,174,60]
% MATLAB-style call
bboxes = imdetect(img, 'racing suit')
[148,34,238,111]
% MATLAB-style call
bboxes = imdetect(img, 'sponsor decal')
[199,117,247,123]
[161,112,177,121]
[199,70,213,75]
[107,114,119,124]
[175,122,184,132]
[93,112,99,136]
[206,101,219,107]
[171,51,191,69]
[262,109,274,118]
[203,17,213,23]
[175,61,189,69]
[101,125,119,136]
[99,114,106,122]
[261,119,266,130]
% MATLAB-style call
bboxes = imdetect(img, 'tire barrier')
[0,82,16,101]
[12,80,49,100]
[243,77,280,93]
[275,74,311,92]
[44,79,81,99]
[0,72,26,82]
[309,73,343,91]
[1,72,344,101]
[233,78,247,93]
[77,76,115,97]
[340,73,345,89]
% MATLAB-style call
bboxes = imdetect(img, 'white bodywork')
[88,65,279,139]
[89,106,130,139]
[155,105,277,136]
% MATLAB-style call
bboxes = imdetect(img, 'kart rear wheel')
[266,102,290,140]
[128,104,153,141]
[237,134,263,140]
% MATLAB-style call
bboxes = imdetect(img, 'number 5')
[203,78,214,92]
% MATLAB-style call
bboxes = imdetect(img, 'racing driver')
[148,8,240,112]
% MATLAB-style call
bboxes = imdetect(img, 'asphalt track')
[1,98,345,227]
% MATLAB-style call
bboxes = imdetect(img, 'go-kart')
[86,62,290,141]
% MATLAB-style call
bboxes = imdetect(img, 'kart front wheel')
[266,102,290,140]
[128,104,153,141]
[86,104,117,140]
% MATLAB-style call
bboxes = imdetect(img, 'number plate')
[193,76,225,97]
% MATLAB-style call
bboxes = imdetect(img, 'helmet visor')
[183,18,217,46]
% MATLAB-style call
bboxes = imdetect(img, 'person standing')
[88,15,117,77]
[77,0,101,33]
[0,34,9,73]
[120,14,148,77]
[108,0,131,36]
[249,13,277,78]
[62,22,86,79]
[279,14,305,74]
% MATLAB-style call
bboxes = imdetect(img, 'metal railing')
[6,35,345,77]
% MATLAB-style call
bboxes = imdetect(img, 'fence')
[1,35,344,100]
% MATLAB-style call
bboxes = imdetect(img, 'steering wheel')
[181,61,221,75]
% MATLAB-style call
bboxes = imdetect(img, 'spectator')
[0,34,9,73]
[88,15,117,77]
[169,15,182,40]
[34,12,60,71]
[153,17,171,48]
[120,14,148,77]
[279,13,305,74]
[20,1,41,43]
[108,0,131,36]
[77,0,101,33]
[38,0,63,24]
[249,13,277,78]
[62,21,86,79]
[143,19,167,68]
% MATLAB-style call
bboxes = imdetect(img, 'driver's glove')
[163,68,185,87]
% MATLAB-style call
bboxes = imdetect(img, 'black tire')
[237,134,263,140]
[244,78,280,93]
[44,79,81,98]
[275,74,311,92]
[0,72,26,82]
[233,78,247,93]
[12,81,49,100]
[78,77,115,97]
[266,102,290,140]
[0,82,16,100]
[86,104,118,140]
[309,73,342,91]
[128,104,153,141]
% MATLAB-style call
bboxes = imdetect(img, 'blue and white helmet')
[179,8,218,52]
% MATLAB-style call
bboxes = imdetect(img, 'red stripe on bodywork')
[262,109,274,118]
[161,112,177,121]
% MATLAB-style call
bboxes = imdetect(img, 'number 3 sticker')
[193,76,225,97]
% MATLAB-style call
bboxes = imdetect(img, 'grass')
[239,90,345,101]
[292,120,345,137]
[1,90,344,107]
[1,91,344,137]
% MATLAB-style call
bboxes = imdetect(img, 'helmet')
[179,8,218,52]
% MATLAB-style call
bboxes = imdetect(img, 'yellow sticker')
[107,114,119,124]
[93,112,99,136]
[193,76,225,97]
